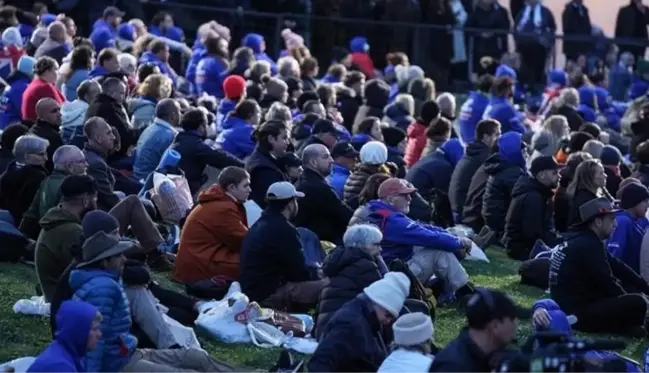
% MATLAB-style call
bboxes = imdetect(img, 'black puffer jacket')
[449,141,490,216]
[343,163,389,208]
[461,162,490,232]
[314,246,382,340]
[482,154,526,234]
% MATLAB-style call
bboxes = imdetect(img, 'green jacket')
[19,170,67,240]
[34,205,83,302]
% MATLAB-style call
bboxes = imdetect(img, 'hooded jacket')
[127,96,157,130]
[449,141,490,217]
[327,163,351,199]
[34,37,71,64]
[349,36,376,79]
[174,185,248,282]
[216,98,237,131]
[138,51,178,85]
[404,121,428,167]
[482,132,526,233]
[196,55,228,98]
[242,33,277,74]
[185,47,207,91]
[458,90,490,143]
[503,175,561,260]
[19,170,67,239]
[27,300,98,373]
[0,70,30,129]
[88,65,111,80]
[407,139,464,198]
[34,206,83,302]
[482,95,526,134]
[344,163,389,208]
[61,99,89,145]
[69,269,137,372]
[607,210,649,274]
[216,115,255,160]
[133,118,178,181]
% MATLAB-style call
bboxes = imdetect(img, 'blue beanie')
[90,27,116,52]
[349,36,369,53]
[495,64,517,81]
[40,13,57,26]
[441,138,465,166]
[82,210,120,239]
[117,23,135,41]
[600,145,621,166]
[548,69,567,87]
[17,56,36,78]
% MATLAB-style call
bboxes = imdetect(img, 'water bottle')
[643,346,649,372]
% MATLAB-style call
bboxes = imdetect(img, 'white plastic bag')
[13,296,50,316]
[195,285,252,344]
[151,173,192,224]
[163,314,202,350]
[244,200,262,227]
[0,357,35,372]
[466,243,489,263]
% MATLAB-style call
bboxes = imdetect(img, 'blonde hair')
[277,56,300,78]
[559,88,579,107]
[395,94,415,116]
[567,159,610,198]
[136,73,172,100]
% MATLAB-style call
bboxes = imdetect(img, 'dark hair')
[357,117,379,135]
[60,175,97,201]
[570,73,589,89]
[34,56,58,76]
[231,47,254,67]
[386,52,408,66]
[301,56,319,75]
[97,48,118,67]
[101,77,124,93]
[65,46,93,81]
[491,77,513,96]
[0,6,17,22]
[180,109,208,131]
[578,123,601,139]
[217,166,249,189]
[359,173,391,205]
[297,91,320,112]
[475,119,500,141]
[302,99,322,114]
[0,123,28,150]
[205,35,229,60]
[426,117,452,139]
[72,37,93,49]
[266,198,294,212]
[151,11,171,27]
[133,35,156,58]
[253,120,289,150]
[148,39,168,55]
[137,63,159,83]
[637,141,649,165]
[344,71,365,87]
[326,64,347,80]
[477,74,495,93]
[231,99,259,121]
[316,84,335,108]
[77,80,99,102]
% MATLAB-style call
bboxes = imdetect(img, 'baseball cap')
[331,141,359,159]
[266,182,305,200]
[578,198,620,225]
[530,155,559,176]
[377,178,417,199]
[466,288,532,329]
[103,6,125,19]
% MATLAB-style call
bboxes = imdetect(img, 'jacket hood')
[55,300,98,362]
[322,245,373,277]
[221,115,250,130]
[465,141,490,158]
[439,138,465,166]
[531,130,554,152]
[242,33,264,54]
[349,36,369,53]
[595,87,611,111]
[39,199,80,231]
[511,175,552,198]
[367,199,398,214]
[218,99,237,116]
[496,132,526,170]
[197,184,232,204]
[69,268,119,292]
[90,27,115,52]
[118,23,135,41]
[61,100,89,127]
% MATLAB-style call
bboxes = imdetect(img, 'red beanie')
[223,75,246,100]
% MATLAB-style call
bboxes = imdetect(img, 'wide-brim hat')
[77,231,134,268]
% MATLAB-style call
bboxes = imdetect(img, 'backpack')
[389,259,436,321]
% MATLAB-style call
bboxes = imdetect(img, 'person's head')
[363,272,411,325]
[151,11,174,31]
[97,48,120,73]
[265,101,292,123]
[148,39,170,63]
[344,71,366,96]
[475,119,501,148]
[531,155,560,189]
[303,144,334,177]
[223,75,247,102]
[53,145,87,175]
[343,224,383,258]
[360,141,389,166]
[465,289,529,352]
[356,116,384,141]
[581,198,618,239]
[78,231,130,273]
[34,56,59,83]
[395,94,415,117]
[247,60,271,83]
[60,174,98,216]
[231,46,254,70]
[101,77,127,105]
[359,173,391,205]
[277,56,300,78]
[326,64,347,82]
[13,135,48,166]
[543,115,570,142]
[253,120,290,156]
[231,99,262,126]
[316,84,336,109]
[0,124,28,152]
[35,97,62,125]
[155,98,181,127]
[180,108,209,137]
[136,62,161,83]
[566,131,595,154]
[265,181,304,219]
[60,16,76,38]
[127,19,147,39]
[331,141,359,168]
[303,99,326,118]
[582,139,605,159]
[382,127,407,152]
[204,34,229,60]
[311,118,339,149]
[68,46,94,76]
[103,6,124,28]
[137,73,172,100]
[620,51,635,67]
[54,301,102,354]
[567,159,607,197]
[217,166,251,203]
[77,80,102,103]
[278,152,303,180]
[636,140,649,165]
[436,93,456,119]
[0,6,19,27]
[300,56,319,77]
[476,74,495,94]
[491,76,514,98]
[426,117,452,142]
[419,100,441,126]
[378,178,417,214]
[619,182,649,219]
[1,26,22,49]
[48,21,66,42]
[558,87,579,108]
[392,312,435,354]
[262,76,289,103]
[117,53,137,76]
[84,117,116,154]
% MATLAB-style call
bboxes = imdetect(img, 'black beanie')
[419,100,441,126]
[620,182,649,209]
[382,126,407,147]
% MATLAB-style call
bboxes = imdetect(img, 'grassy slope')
[0,249,647,367]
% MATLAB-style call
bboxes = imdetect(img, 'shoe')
[147,253,174,271]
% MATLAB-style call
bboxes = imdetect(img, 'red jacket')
[0,46,25,71]
[21,78,65,123]
[350,52,376,79]
[404,121,427,167]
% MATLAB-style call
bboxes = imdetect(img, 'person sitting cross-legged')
[608,182,649,274]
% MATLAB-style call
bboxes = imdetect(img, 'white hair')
[436,92,456,115]
[13,135,49,163]
[53,145,83,170]
[277,56,300,78]
[266,102,292,124]
[118,53,137,75]
[343,224,383,249]
[583,139,605,159]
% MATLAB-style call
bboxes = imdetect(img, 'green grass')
[0,249,647,368]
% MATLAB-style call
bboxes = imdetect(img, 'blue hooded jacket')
[365,199,462,263]
[497,132,526,169]
[607,211,649,274]
[595,87,621,131]
[327,163,351,198]
[216,115,255,159]
[89,27,116,53]
[0,72,30,129]
[383,102,414,131]
[62,69,90,101]
[242,33,277,74]
[577,86,598,123]
[139,51,178,85]
[459,91,490,143]
[149,25,184,42]
[406,139,465,197]
[185,47,207,91]
[195,55,228,98]
[628,76,649,100]
[92,19,118,37]
[27,300,98,373]
[117,23,135,41]
[216,98,237,130]
[88,66,110,79]
[495,64,525,103]
[483,95,526,134]
[69,269,137,373]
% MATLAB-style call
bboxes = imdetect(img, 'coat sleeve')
[88,161,120,211]
[276,226,312,282]
[383,212,461,252]
[196,142,244,170]
[583,246,627,298]
[212,206,248,252]
[307,326,354,372]
[19,181,43,240]
[517,192,545,241]
[82,282,120,372]
[607,217,630,259]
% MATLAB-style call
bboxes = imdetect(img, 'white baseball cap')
[266,182,305,200]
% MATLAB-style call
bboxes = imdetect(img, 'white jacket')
[61,99,89,130]
[378,349,435,373]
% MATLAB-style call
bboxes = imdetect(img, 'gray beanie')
[393,312,434,346]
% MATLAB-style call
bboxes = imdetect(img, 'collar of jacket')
[154,118,178,134]
[303,167,326,182]
[34,118,60,132]
[84,144,109,159]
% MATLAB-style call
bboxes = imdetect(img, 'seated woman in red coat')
[21,56,65,125]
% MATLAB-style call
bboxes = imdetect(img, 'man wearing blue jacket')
[608,182,649,274]
[365,178,475,298]
[242,33,277,75]
[483,76,527,134]
[459,74,494,143]
[139,39,178,86]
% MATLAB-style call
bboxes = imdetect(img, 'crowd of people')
[1,0,649,372]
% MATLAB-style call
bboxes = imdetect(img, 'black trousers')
[574,294,647,334]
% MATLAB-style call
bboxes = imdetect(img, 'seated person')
[240,181,329,311]
[294,144,354,244]
[0,134,49,224]
[377,313,436,372]
[277,152,303,183]
[83,116,172,270]
[327,141,358,198]
[21,145,88,239]
[35,174,95,303]
[502,156,563,261]
[308,272,410,372]
[69,230,237,372]
[608,182,649,274]
[28,300,102,373]
[549,198,649,335]
[174,166,250,283]
[407,138,465,198]
[315,224,386,340]
[364,178,475,299]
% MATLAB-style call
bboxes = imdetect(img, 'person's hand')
[460,237,473,251]
[532,308,552,327]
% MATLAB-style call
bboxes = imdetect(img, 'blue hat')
[440,138,465,166]
[117,23,135,41]
[17,56,36,78]
[349,36,369,53]
[600,145,621,166]
[90,27,116,52]
[40,13,57,26]
[548,69,567,87]
[495,64,517,81]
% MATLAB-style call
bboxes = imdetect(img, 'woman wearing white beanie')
[343,141,393,208]
[378,312,436,372]
[308,272,410,372]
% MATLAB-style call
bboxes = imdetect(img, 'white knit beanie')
[363,272,410,317]
[360,141,388,165]
[393,312,434,346]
